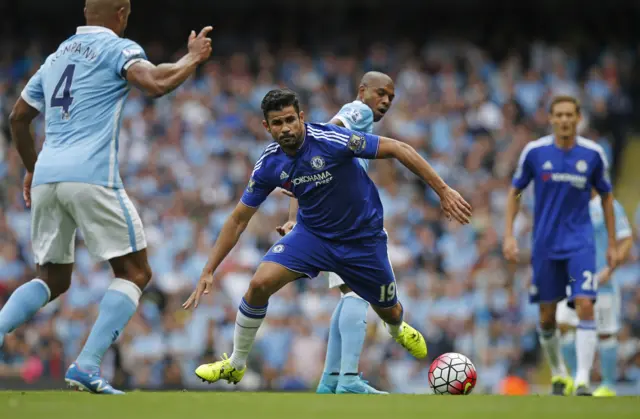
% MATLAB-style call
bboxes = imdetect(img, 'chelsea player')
[184,88,472,388]
[503,96,621,396]
[556,189,633,397]
[3,0,212,394]
[276,71,395,394]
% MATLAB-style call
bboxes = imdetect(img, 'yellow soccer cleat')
[394,322,427,359]
[593,385,616,397]
[551,375,574,396]
[195,353,246,385]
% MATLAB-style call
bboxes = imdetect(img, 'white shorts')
[31,183,147,264]
[555,292,621,335]
[327,272,345,288]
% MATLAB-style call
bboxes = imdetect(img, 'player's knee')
[574,297,595,319]
[246,276,277,304]
[37,263,73,300]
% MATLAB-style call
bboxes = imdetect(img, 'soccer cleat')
[551,375,574,396]
[393,322,427,359]
[593,386,616,397]
[336,375,388,395]
[575,383,592,396]
[316,373,339,394]
[64,363,124,395]
[195,353,245,385]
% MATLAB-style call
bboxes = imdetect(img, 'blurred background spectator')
[1,0,639,394]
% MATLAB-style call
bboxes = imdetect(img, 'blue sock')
[339,295,369,376]
[0,279,50,340]
[75,280,141,372]
[560,331,577,377]
[321,298,344,377]
[599,337,618,387]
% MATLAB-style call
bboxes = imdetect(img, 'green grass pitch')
[1,391,639,419]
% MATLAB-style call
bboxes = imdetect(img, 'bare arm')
[202,202,259,275]
[601,192,616,248]
[375,137,471,223]
[9,98,40,172]
[504,187,522,239]
[126,27,212,98]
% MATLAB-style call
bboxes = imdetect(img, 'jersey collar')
[76,26,118,37]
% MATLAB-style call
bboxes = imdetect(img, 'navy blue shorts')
[530,248,597,305]
[262,224,398,308]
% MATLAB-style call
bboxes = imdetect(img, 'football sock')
[321,298,344,375]
[339,294,369,376]
[76,279,141,372]
[560,330,577,376]
[538,327,568,377]
[385,305,404,338]
[229,298,267,370]
[0,279,50,338]
[599,337,617,388]
[575,320,597,385]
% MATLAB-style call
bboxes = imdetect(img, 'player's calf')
[573,297,597,393]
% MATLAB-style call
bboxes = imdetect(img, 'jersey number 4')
[51,64,76,117]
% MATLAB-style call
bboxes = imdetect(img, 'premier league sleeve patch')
[348,133,366,154]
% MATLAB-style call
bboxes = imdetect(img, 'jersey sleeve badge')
[348,133,367,154]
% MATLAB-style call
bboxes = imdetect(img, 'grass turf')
[1,391,639,419]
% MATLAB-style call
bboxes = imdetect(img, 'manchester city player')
[184,88,472,387]
[556,189,633,397]
[276,71,395,394]
[3,0,212,394]
[503,96,621,396]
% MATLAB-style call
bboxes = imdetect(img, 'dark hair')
[261,88,300,121]
[549,95,581,114]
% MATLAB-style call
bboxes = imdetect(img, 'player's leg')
[317,288,345,394]
[0,184,75,348]
[59,183,149,394]
[593,292,620,397]
[556,295,579,376]
[195,225,324,384]
[569,250,598,395]
[530,256,572,395]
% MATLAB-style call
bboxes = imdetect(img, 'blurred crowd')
[0,34,640,394]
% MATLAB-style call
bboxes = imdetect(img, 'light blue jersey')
[590,195,632,293]
[332,100,374,171]
[21,26,148,189]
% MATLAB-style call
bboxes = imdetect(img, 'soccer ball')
[428,352,477,395]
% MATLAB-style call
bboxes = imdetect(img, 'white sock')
[386,322,404,338]
[538,328,568,377]
[575,321,597,385]
[228,298,267,370]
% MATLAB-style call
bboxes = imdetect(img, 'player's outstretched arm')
[183,201,258,309]
[503,187,522,263]
[126,27,213,97]
[9,98,40,208]
[375,137,472,224]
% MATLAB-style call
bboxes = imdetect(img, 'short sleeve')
[333,102,374,132]
[115,39,148,78]
[592,149,612,194]
[613,201,632,240]
[512,145,534,190]
[21,67,45,112]
[240,149,277,208]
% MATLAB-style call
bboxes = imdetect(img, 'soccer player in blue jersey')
[503,96,621,396]
[3,0,212,394]
[275,72,396,394]
[184,88,472,387]
[556,190,633,397]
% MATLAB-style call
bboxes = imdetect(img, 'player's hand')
[280,188,295,198]
[23,171,33,208]
[596,266,612,286]
[606,245,620,270]
[503,235,519,263]
[182,271,214,310]
[439,187,472,224]
[187,26,213,63]
[276,221,296,237]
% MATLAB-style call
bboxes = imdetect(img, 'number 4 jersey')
[21,26,147,189]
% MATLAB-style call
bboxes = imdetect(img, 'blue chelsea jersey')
[241,123,384,241]
[512,135,612,259]
[332,100,374,171]
[21,26,148,189]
